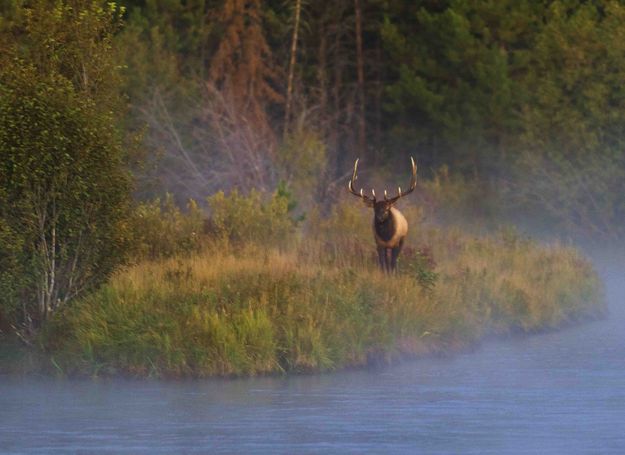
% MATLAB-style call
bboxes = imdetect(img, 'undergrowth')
[37,198,605,378]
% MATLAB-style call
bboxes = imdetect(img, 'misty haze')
[1,0,625,453]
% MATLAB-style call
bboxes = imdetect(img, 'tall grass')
[40,199,604,377]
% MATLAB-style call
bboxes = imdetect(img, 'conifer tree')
[209,0,283,140]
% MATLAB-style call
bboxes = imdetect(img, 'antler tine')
[388,157,417,203]
[347,158,375,203]
[384,190,388,200]
[409,156,417,190]
[347,158,359,192]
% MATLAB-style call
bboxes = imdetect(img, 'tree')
[284,0,302,137]
[381,0,532,172]
[0,1,132,332]
[209,0,283,137]
[510,1,625,239]
[354,0,366,157]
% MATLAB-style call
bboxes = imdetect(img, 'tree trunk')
[318,22,327,129]
[354,0,366,158]
[374,36,382,160]
[284,0,302,137]
[331,19,343,173]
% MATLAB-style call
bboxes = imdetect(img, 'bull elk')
[348,157,417,272]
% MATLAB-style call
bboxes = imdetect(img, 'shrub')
[207,188,297,249]
[0,63,131,328]
[0,218,25,329]
[421,165,499,227]
[401,246,439,291]
[278,128,328,207]
[0,1,130,330]
[130,194,204,260]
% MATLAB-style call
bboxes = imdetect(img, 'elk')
[348,157,417,272]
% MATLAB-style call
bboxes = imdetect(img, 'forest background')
[115,0,625,240]
[0,0,621,352]
[4,0,625,235]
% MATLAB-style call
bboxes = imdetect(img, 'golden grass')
[40,207,605,378]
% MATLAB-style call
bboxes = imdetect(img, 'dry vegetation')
[32,196,605,378]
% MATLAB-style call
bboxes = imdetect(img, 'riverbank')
[2,276,619,453]
[1,221,605,378]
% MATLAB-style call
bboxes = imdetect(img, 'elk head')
[347,157,417,272]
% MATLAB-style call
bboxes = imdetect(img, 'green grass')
[37,210,605,378]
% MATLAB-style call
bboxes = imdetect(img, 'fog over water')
[1,260,624,454]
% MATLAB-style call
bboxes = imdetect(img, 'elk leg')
[390,239,404,272]
[377,246,387,271]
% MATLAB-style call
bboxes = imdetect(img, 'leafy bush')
[0,218,25,329]
[207,188,298,249]
[278,128,328,207]
[0,1,130,331]
[131,194,204,260]
[420,165,499,227]
[0,63,131,328]
[401,246,439,291]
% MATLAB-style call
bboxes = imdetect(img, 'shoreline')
[0,299,606,380]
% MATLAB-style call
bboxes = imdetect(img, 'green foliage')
[402,246,439,292]
[278,128,328,206]
[276,181,305,223]
[5,0,127,115]
[0,1,131,327]
[520,1,625,152]
[381,0,527,169]
[380,0,625,238]
[506,1,625,240]
[420,165,499,227]
[207,189,298,249]
[116,2,200,104]
[0,217,25,326]
[101,0,625,242]
[130,194,204,260]
[505,150,625,240]
[126,186,302,262]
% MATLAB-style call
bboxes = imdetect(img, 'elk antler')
[386,157,417,204]
[348,157,417,204]
[347,158,376,204]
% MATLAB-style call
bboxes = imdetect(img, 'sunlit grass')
[41,211,605,378]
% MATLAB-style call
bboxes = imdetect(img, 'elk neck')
[374,211,396,242]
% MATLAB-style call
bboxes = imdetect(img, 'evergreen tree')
[209,0,283,136]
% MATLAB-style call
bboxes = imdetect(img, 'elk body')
[348,157,417,272]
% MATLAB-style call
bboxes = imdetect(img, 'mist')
[1,254,623,454]
[3,0,625,453]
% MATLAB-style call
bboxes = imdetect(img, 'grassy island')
[3,198,599,379]
[0,0,619,381]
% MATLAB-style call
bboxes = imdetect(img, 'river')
[1,265,624,454]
